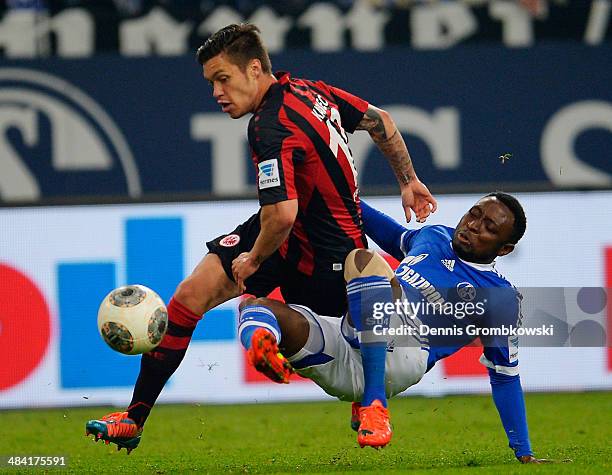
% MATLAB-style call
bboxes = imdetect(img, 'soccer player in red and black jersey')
[85,24,436,451]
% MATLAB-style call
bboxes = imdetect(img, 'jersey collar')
[274,71,291,84]
[450,242,497,272]
[257,73,287,111]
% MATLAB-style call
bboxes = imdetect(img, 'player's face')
[203,53,260,119]
[452,197,515,263]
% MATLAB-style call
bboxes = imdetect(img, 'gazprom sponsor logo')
[396,259,445,305]
[0,68,140,202]
[402,253,429,266]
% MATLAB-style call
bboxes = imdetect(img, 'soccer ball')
[97,285,168,355]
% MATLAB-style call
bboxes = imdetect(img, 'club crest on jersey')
[220,234,240,247]
[456,282,476,301]
[258,159,281,189]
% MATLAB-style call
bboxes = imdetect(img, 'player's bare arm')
[232,199,298,292]
[356,105,437,223]
[356,105,415,185]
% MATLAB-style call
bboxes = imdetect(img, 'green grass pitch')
[1,392,610,474]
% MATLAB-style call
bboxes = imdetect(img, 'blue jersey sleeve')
[360,200,420,261]
[480,288,522,376]
[489,370,532,457]
[480,287,531,457]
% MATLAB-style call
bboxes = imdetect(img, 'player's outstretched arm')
[488,369,539,462]
[356,105,437,223]
[482,291,553,463]
[360,200,408,261]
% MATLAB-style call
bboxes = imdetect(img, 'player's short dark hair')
[196,23,272,73]
[485,192,526,244]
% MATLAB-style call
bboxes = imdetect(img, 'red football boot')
[85,411,142,454]
[248,328,293,384]
[357,400,392,449]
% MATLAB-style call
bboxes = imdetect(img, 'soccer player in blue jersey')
[238,192,546,462]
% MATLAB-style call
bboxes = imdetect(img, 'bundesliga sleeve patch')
[508,336,519,363]
[258,159,281,190]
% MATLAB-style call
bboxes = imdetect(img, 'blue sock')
[346,276,393,407]
[238,305,281,350]
[360,343,387,406]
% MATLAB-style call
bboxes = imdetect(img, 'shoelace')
[361,405,390,431]
[101,412,124,421]
[101,412,138,438]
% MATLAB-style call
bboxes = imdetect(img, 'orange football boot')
[85,411,142,454]
[248,328,293,384]
[357,400,392,449]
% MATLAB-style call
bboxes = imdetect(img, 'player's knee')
[173,277,206,314]
[344,249,394,282]
[238,296,258,311]
[238,296,272,311]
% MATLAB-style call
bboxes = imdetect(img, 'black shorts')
[206,212,347,318]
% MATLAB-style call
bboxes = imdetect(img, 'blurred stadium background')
[0,0,611,470]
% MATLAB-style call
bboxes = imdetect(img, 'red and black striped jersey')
[248,72,369,276]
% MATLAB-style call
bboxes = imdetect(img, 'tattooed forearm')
[376,129,415,186]
[356,106,415,186]
[356,107,388,140]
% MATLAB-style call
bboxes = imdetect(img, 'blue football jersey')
[360,200,532,457]
[396,225,521,374]
[361,202,522,376]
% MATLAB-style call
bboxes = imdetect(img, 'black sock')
[127,298,199,427]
